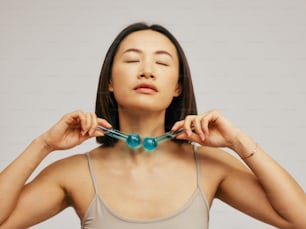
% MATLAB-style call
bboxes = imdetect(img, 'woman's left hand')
[172,110,241,149]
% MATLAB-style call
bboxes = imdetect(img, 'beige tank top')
[82,145,209,229]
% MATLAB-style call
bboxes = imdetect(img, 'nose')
[138,60,155,79]
[139,71,155,79]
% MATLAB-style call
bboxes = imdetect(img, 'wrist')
[33,135,55,155]
[229,130,257,158]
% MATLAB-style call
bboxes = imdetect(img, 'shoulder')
[42,153,87,174]
[33,152,90,188]
[193,144,252,191]
[194,144,247,172]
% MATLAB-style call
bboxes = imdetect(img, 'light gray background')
[1,0,305,228]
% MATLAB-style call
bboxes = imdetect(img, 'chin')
[116,96,173,113]
[119,102,169,114]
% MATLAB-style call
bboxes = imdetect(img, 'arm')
[223,132,306,228]
[0,156,69,229]
[173,110,306,228]
[0,137,53,225]
[0,110,109,227]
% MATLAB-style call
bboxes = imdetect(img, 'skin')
[0,30,305,229]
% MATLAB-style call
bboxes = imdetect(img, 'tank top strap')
[86,152,100,194]
[192,143,203,188]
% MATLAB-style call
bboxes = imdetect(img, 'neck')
[118,109,167,139]
[103,108,183,165]
[110,137,182,167]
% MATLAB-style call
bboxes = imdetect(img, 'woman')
[0,23,305,229]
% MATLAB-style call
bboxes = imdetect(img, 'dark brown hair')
[95,22,197,146]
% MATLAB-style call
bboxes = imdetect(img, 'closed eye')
[156,62,169,66]
[125,60,140,63]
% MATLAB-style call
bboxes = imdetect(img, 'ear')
[173,84,182,97]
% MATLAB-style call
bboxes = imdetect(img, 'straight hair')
[95,22,197,146]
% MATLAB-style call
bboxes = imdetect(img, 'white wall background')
[1,0,305,228]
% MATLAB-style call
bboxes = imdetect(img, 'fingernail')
[89,129,94,136]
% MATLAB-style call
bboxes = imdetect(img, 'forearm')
[231,131,306,226]
[0,136,52,223]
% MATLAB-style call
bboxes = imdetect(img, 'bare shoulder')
[193,145,252,204]
[34,152,94,207]
[195,145,250,173]
[37,153,88,179]
[32,152,93,198]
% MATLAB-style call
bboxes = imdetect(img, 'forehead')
[117,30,178,55]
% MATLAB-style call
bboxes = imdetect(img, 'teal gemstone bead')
[126,134,141,149]
[143,137,158,152]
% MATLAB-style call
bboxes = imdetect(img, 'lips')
[134,83,158,93]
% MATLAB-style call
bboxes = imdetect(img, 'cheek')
[111,63,122,82]
[111,65,133,90]
[110,70,133,101]
[162,71,180,93]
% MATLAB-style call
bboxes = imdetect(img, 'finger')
[171,120,185,131]
[176,131,202,144]
[97,118,112,128]
[78,111,93,136]
[183,115,196,137]
[192,116,205,141]
[201,119,209,139]
[64,110,83,125]
[84,112,94,136]
[174,131,188,140]
[201,110,219,137]
[66,110,87,135]
[88,113,98,136]
[93,118,113,137]
[89,113,113,137]
[200,113,210,138]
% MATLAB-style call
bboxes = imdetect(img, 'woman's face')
[110,30,181,113]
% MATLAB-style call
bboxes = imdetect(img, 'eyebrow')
[122,48,174,59]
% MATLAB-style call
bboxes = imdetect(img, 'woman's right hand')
[39,110,111,151]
